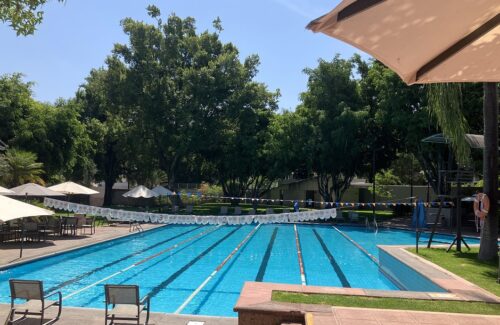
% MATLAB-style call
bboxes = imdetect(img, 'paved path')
[0,304,237,325]
[0,224,160,266]
[308,306,500,325]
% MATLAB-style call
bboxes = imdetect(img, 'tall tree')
[300,56,369,201]
[0,0,63,35]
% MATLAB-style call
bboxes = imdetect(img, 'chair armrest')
[140,294,150,308]
[44,291,62,305]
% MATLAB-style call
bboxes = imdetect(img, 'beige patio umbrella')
[9,183,65,197]
[48,181,99,195]
[0,195,54,258]
[0,186,14,195]
[307,0,499,259]
[123,185,159,199]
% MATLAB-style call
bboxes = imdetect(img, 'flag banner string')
[43,198,336,225]
[166,192,454,208]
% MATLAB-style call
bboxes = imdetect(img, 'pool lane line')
[47,225,204,293]
[255,227,278,282]
[147,226,243,299]
[174,224,261,314]
[312,229,350,288]
[332,226,379,264]
[61,225,221,301]
[293,224,307,285]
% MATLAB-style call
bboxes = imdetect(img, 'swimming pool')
[0,224,480,316]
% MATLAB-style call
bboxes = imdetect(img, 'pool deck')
[0,224,162,267]
[0,304,237,325]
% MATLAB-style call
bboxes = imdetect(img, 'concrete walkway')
[0,224,160,266]
[0,304,237,325]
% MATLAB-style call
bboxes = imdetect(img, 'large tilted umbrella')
[307,0,499,258]
[0,195,54,258]
[122,185,159,199]
[48,181,99,195]
[9,183,65,197]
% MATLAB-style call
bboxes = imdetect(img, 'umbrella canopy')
[122,185,159,199]
[9,183,65,197]
[0,195,54,223]
[307,0,500,84]
[48,181,99,195]
[0,186,14,195]
[151,185,174,196]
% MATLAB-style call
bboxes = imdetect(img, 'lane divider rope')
[62,225,221,301]
[174,224,261,314]
[294,224,307,285]
[332,226,379,264]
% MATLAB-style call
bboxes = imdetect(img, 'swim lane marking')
[62,225,221,301]
[293,224,307,285]
[174,224,261,314]
[332,226,379,264]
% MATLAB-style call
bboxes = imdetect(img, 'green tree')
[0,0,63,35]
[300,56,369,202]
[0,148,44,186]
[0,73,33,142]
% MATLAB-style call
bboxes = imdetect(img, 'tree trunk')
[478,82,498,261]
[103,176,114,206]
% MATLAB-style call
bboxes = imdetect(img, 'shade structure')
[48,181,99,195]
[151,185,174,196]
[307,0,500,84]
[122,185,159,199]
[0,195,54,223]
[9,183,65,197]
[0,186,14,195]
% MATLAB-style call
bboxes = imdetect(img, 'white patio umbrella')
[0,186,14,195]
[151,185,174,196]
[0,195,54,258]
[307,0,499,259]
[9,183,65,197]
[122,185,159,199]
[48,181,99,195]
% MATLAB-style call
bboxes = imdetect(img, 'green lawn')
[407,247,500,297]
[272,291,500,315]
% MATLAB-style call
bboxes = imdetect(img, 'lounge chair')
[234,207,242,215]
[104,284,150,325]
[185,205,193,214]
[247,208,256,215]
[266,208,274,214]
[7,279,62,325]
[219,206,228,215]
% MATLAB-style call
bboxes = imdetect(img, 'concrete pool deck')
[0,224,162,267]
[0,304,237,325]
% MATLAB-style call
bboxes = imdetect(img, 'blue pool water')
[0,224,480,316]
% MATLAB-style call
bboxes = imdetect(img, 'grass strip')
[407,247,500,297]
[272,291,500,315]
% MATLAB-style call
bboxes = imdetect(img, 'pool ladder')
[129,222,144,233]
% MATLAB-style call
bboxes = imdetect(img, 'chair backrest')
[105,285,139,305]
[186,205,193,213]
[266,208,274,214]
[234,207,242,215]
[75,215,86,226]
[220,206,228,215]
[24,222,38,231]
[247,208,255,215]
[85,216,95,225]
[65,217,77,225]
[9,279,43,300]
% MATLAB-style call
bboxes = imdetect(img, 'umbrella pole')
[19,220,24,259]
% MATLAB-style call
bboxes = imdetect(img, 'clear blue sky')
[0,0,368,111]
